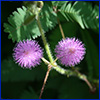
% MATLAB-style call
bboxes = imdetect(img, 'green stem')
[41,57,95,91]
[37,15,54,99]
[37,16,54,63]
[42,57,77,76]
[37,13,95,93]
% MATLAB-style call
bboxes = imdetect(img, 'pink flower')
[55,38,86,67]
[13,40,43,69]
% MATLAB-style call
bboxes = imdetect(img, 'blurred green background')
[1,1,99,99]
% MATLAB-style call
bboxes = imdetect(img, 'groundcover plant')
[1,1,99,99]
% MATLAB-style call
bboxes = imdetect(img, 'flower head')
[13,40,43,69]
[55,38,86,67]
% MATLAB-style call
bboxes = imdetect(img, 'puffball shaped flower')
[13,40,43,69]
[55,38,86,67]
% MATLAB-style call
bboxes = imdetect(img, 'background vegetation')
[1,1,99,99]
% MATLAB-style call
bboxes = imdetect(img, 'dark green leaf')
[1,58,45,82]
[80,29,99,78]
[58,77,99,99]
[20,87,38,99]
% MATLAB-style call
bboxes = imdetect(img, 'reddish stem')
[39,65,51,99]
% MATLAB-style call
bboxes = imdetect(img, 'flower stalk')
[57,18,65,39]
[37,16,54,63]
[39,58,58,99]
[39,64,51,99]
[37,15,55,99]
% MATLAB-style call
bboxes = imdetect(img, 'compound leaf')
[52,1,99,32]
[4,4,57,42]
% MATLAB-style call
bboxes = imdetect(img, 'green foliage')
[40,4,57,32]
[1,57,45,82]
[52,1,99,32]
[4,4,57,42]
[58,77,99,99]
[52,1,68,8]
[20,87,38,99]
[80,29,99,78]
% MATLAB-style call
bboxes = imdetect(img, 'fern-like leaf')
[4,4,57,42]
[52,1,99,31]
[72,2,99,30]
[52,1,68,8]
